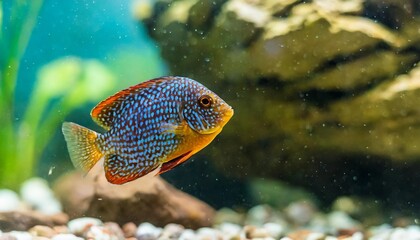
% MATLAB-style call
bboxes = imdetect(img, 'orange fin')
[158,151,193,175]
[104,154,158,184]
[62,122,103,172]
[91,77,174,130]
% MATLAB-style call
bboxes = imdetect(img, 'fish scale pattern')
[98,77,228,183]
[63,76,233,185]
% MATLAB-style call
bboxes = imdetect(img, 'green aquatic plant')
[0,0,117,188]
[0,57,115,189]
[0,0,45,188]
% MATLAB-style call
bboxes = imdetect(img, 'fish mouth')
[199,106,234,135]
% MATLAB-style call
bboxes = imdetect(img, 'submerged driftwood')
[135,0,420,204]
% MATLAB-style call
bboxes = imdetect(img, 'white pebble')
[20,178,62,214]
[196,227,222,239]
[306,232,326,240]
[86,225,118,240]
[179,229,196,240]
[327,211,359,230]
[68,217,103,235]
[246,205,271,226]
[350,232,364,240]
[0,189,21,211]
[136,222,162,239]
[263,222,285,238]
[160,223,184,239]
[218,222,241,236]
[325,236,338,240]
[51,233,84,240]
[8,231,33,240]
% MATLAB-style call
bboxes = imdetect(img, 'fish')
[62,76,234,184]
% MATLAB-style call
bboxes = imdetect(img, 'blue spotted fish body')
[62,76,234,184]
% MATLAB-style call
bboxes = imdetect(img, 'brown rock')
[122,222,137,238]
[54,171,215,229]
[135,0,420,210]
[0,210,68,232]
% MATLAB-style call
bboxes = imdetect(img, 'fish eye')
[198,95,213,108]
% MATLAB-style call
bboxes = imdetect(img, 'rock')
[218,222,241,238]
[196,227,222,240]
[0,190,21,212]
[67,217,103,236]
[160,223,184,239]
[178,229,196,240]
[248,178,318,210]
[214,208,244,225]
[85,225,124,240]
[263,222,285,239]
[4,231,32,240]
[0,211,68,232]
[51,234,83,240]
[245,205,285,226]
[327,211,360,231]
[122,222,137,238]
[20,178,62,215]
[135,0,420,209]
[54,171,215,229]
[284,200,317,225]
[243,225,272,239]
[28,225,57,238]
[104,222,125,240]
[0,234,16,240]
[136,222,162,240]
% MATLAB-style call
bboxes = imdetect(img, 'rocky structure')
[54,171,215,229]
[134,0,420,206]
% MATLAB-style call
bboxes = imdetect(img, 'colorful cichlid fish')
[62,76,233,184]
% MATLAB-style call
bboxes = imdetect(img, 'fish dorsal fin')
[91,77,172,130]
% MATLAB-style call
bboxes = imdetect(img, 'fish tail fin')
[62,122,104,173]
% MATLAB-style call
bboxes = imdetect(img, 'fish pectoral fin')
[161,121,187,135]
[157,151,193,175]
[105,154,158,185]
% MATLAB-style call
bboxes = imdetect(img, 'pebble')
[327,211,360,231]
[196,227,222,240]
[20,178,62,215]
[5,231,32,240]
[285,201,316,225]
[85,225,121,240]
[136,222,162,240]
[0,235,17,240]
[51,234,84,240]
[160,223,184,239]
[67,217,103,235]
[263,222,285,239]
[104,222,125,239]
[214,208,244,225]
[246,205,284,226]
[0,189,21,212]
[218,222,242,238]
[122,222,137,238]
[178,229,196,240]
[243,225,272,239]
[28,225,57,238]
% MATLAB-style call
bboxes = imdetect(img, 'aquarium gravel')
[0,178,420,240]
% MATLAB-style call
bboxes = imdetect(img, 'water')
[1,0,420,236]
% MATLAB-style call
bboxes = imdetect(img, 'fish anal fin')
[158,151,193,175]
[91,77,173,130]
[104,154,157,185]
